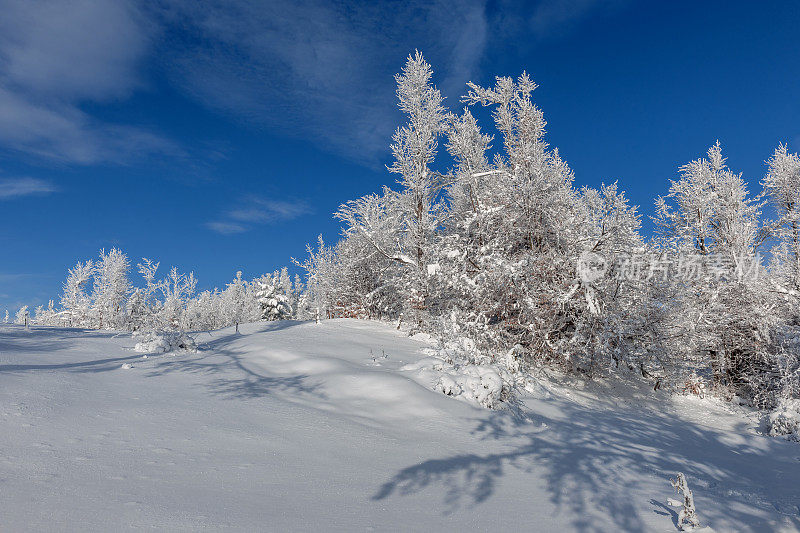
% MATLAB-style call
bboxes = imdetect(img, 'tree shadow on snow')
[0,326,145,373]
[0,325,122,356]
[146,323,323,400]
[650,499,680,530]
[373,391,800,532]
[0,352,145,373]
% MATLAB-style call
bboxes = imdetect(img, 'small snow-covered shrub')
[681,373,707,398]
[402,347,514,409]
[765,399,800,441]
[435,364,508,409]
[134,332,197,354]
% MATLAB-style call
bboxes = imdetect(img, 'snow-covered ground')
[1,320,799,532]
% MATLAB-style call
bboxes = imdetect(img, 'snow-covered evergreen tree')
[255,275,293,321]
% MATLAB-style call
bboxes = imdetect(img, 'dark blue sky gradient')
[1,0,798,312]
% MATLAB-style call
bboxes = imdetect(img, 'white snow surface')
[1,320,799,532]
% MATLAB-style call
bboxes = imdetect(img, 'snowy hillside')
[1,320,799,532]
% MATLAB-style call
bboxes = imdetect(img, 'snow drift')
[1,320,799,532]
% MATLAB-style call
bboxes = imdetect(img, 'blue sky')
[1,0,799,313]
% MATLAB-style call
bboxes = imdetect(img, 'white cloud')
[0,0,149,101]
[207,197,312,234]
[0,87,180,164]
[205,221,247,235]
[0,273,36,283]
[0,177,56,199]
[228,199,312,223]
[158,0,488,165]
[0,0,178,164]
[0,0,489,168]
[530,0,628,36]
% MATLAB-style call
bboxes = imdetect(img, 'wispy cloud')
[205,221,247,235]
[0,177,56,200]
[228,199,312,223]
[0,0,179,164]
[0,1,489,168]
[207,197,312,234]
[0,273,36,283]
[157,0,488,166]
[530,0,628,36]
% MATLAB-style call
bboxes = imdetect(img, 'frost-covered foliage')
[293,52,800,411]
[36,248,302,333]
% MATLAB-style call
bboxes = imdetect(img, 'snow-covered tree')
[90,248,130,329]
[653,142,773,393]
[222,271,249,333]
[387,51,447,327]
[334,190,405,319]
[764,144,800,298]
[14,305,29,326]
[128,258,162,331]
[255,275,293,321]
[33,300,57,326]
[431,72,588,371]
[159,266,197,330]
[336,52,446,328]
[61,260,94,327]
[294,236,343,319]
[654,142,766,257]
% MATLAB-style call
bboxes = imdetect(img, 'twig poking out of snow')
[669,472,700,531]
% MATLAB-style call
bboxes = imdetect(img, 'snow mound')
[765,398,800,442]
[435,365,506,409]
[402,353,511,409]
[133,331,197,354]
